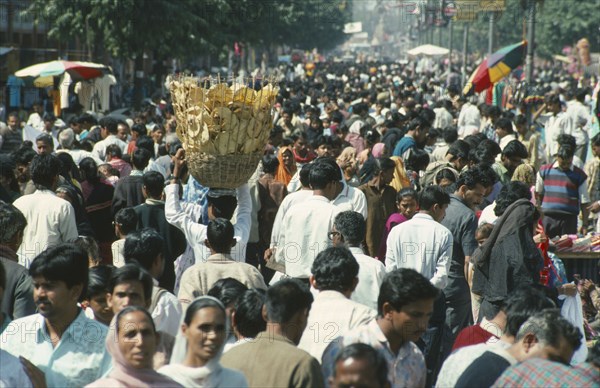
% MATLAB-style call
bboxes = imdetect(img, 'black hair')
[56,151,81,181]
[11,146,37,166]
[333,211,366,246]
[502,140,528,159]
[495,117,513,133]
[476,139,502,158]
[0,201,27,244]
[333,343,389,387]
[86,265,114,299]
[131,123,148,136]
[265,278,313,323]
[115,306,156,334]
[372,157,396,175]
[443,126,459,144]
[494,182,532,217]
[262,155,279,175]
[309,160,341,190]
[106,144,123,159]
[545,93,561,105]
[435,168,458,186]
[312,135,335,150]
[124,228,164,271]
[77,113,98,125]
[207,194,238,220]
[184,297,226,326]
[207,278,248,308]
[73,236,101,265]
[378,268,438,316]
[234,288,267,338]
[299,161,313,188]
[0,260,5,291]
[108,264,153,302]
[30,154,62,188]
[556,134,576,149]
[514,114,527,127]
[142,171,164,199]
[132,148,152,170]
[206,218,235,253]
[114,208,138,235]
[456,165,494,190]
[404,149,429,172]
[463,135,481,151]
[311,247,359,292]
[36,133,54,146]
[79,157,100,185]
[591,133,600,147]
[557,145,575,160]
[397,187,418,202]
[419,185,450,211]
[99,116,119,134]
[501,286,556,336]
[29,243,89,299]
[135,136,155,155]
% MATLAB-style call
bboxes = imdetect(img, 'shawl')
[511,163,536,187]
[371,143,385,158]
[274,146,296,186]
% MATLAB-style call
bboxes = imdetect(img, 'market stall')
[553,235,600,283]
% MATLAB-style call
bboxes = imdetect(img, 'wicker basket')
[170,75,278,188]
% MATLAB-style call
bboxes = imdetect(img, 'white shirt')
[56,149,103,166]
[91,134,127,161]
[14,189,78,266]
[0,349,33,388]
[270,189,314,248]
[498,133,517,151]
[273,195,340,278]
[436,340,512,388]
[1,310,112,387]
[111,238,126,267]
[544,112,574,161]
[298,290,376,362]
[385,213,453,289]
[433,107,453,130]
[478,202,498,226]
[348,246,386,310]
[151,280,183,338]
[457,103,481,138]
[165,183,251,263]
[566,100,591,145]
[332,182,368,219]
[144,158,168,179]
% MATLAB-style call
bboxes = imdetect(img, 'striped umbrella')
[15,60,111,87]
[463,41,527,96]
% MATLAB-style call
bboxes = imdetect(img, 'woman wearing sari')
[86,306,182,388]
[274,146,297,186]
[158,296,247,387]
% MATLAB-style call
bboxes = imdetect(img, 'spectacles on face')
[328,231,341,240]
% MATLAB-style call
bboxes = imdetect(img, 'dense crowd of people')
[0,59,599,387]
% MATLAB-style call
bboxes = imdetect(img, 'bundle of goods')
[552,233,600,252]
[170,76,279,188]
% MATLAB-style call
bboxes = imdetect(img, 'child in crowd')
[377,188,419,260]
[81,265,114,325]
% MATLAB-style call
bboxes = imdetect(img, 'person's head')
[396,188,418,219]
[330,343,390,388]
[446,139,470,171]
[0,201,27,250]
[205,218,236,254]
[141,171,164,200]
[73,236,102,267]
[262,154,279,175]
[513,309,581,364]
[545,94,562,114]
[107,264,154,313]
[131,123,147,141]
[207,278,248,319]
[35,133,54,156]
[112,306,158,370]
[454,166,493,208]
[442,126,459,145]
[591,133,600,158]
[99,116,119,139]
[79,157,100,185]
[313,135,335,157]
[501,140,528,175]
[556,145,575,171]
[405,115,430,145]
[264,279,313,344]
[309,159,342,200]
[77,113,97,130]
[12,146,37,183]
[332,211,366,248]
[418,185,450,222]
[124,228,164,278]
[378,269,438,343]
[310,247,359,296]
[279,147,294,170]
[131,148,151,171]
[404,148,430,173]
[511,163,536,187]
[494,181,532,217]
[498,286,556,339]
[30,153,62,190]
[475,223,494,247]
[84,265,114,325]
[370,157,396,187]
[495,117,514,139]
[7,112,19,129]
[113,207,138,240]
[151,126,165,145]
[206,190,238,221]
[135,136,155,157]
[514,114,528,135]
[116,121,130,142]
[42,112,56,132]
[293,132,308,157]
[58,128,75,150]
[299,162,313,188]
[182,296,228,366]
[231,288,267,339]
[105,144,123,162]
[29,244,89,320]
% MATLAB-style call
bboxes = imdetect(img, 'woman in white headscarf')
[158,296,247,387]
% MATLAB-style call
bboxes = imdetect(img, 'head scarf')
[336,147,357,169]
[511,163,536,187]
[87,309,182,388]
[371,143,385,158]
[390,156,411,191]
[159,296,229,387]
[275,146,297,186]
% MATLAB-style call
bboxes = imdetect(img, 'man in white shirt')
[91,116,127,161]
[271,159,342,279]
[1,244,111,387]
[13,154,78,266]
[299,247,376,361]
[455,97,481,138]
[330,210,385,310]
[543,94,574,162]
[165,149,251,263]
[56,128,103,165]
[566,89,591,162]
[123,228,182,337]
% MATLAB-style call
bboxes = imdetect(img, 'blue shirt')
[392,135,416,158]
[1,310,111,387]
